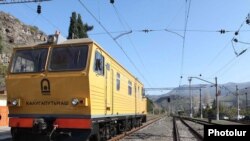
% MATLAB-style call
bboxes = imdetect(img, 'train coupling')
[33,118,47,133]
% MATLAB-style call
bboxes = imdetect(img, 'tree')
[77,14,85,38]
[0,35,3,53]
[68,12,93,39]
[147,98,154,113]
[68,12,78,39]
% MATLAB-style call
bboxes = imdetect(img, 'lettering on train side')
[26,101,69,106]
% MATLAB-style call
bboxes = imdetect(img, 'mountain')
[147,81,250,114]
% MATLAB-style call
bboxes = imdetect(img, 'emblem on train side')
[41,79,50,95]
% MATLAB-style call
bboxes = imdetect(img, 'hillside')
[0,11,47,87]
[0,11,47,52]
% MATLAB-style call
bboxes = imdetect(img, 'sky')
[1,0,250,94]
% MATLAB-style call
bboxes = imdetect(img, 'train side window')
[116,73,120,91]
[94,51,104,75]
[134,85,137,95]
[142,87,145,97]
[138,86,140,96]
[128,81,132,95]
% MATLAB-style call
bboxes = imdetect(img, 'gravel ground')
[121,116,174,141]
[176,120,199,141]
[184,120,204,137]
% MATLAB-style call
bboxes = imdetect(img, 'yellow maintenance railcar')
[6,33,147,141]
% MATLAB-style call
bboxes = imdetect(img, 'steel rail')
[108,116,163,141]
[173,117,181,141]
[179,118,203,141]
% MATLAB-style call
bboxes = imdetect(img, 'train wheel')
[88,133,100,141]
[11,128,23,141]
[105,125,111,140]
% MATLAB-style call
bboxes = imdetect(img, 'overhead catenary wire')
[78,0,152,87]
[219,58,240,78]
[199,40,231,75]
[112,4,131,30]
[166,1,185,29]
[179,0,192,86]
[23,3,66,37]
[209,57,237,78]
[111,3,155,87]
[202,11,250,79]
[89,28,247,36]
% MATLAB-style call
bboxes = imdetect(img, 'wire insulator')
[246,19,250,25]
[37,4,41,14]
[235,31,239,36]
[110,0,114,4]
[233,38,238,43]
[219,29,226,34]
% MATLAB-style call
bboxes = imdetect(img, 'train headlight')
[71,98,79,106]
[12,100,18,106]
[7,99,21,107]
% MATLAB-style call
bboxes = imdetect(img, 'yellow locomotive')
[6,33,147,141]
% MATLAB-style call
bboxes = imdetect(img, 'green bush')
[30,26,39,34]
[0,35,3,53]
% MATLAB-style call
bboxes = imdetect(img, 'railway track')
[173,117,180,141]
[108,116,163,141]
[173,116,209,141]
[179,116,218,125]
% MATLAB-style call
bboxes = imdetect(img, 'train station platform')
[0,126,11,140]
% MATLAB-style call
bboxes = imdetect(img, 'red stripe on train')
[9,118,33,128]
[9,118,92,129]
[54,118,91,129]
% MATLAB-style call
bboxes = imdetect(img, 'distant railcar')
[6,33,147,141]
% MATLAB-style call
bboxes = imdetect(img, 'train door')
[134,83,137,115]
[105,62,113,115]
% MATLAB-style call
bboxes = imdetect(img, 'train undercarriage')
[10,115,146,141]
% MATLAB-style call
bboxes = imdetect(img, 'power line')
[0,0,51,5]
[179,0,192,86]
[89,28,248,36]
[209,57,236,78]
[200,40,231,75]
[23,3,66,37]
[111,4,155,87]
[203,12,250,79]
[166,1,185,28]
[78,0,152,87]
[112,4,131,30]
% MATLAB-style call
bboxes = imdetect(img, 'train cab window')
[49,46,88,71]
[116,73,120,91]
[128,81,132,95]
[94,51,104,75]
[10,48,48,73]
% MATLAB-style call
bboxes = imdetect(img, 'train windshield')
[49,46,88,71]
[10,48,48,73]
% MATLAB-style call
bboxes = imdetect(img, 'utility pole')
[246,92,248,110]
[188,76,219,120]
[188,78,193,118]
[245,88,248,110]
[215,77,219,120]
[236,85,240,120]
[200,88,203,119]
